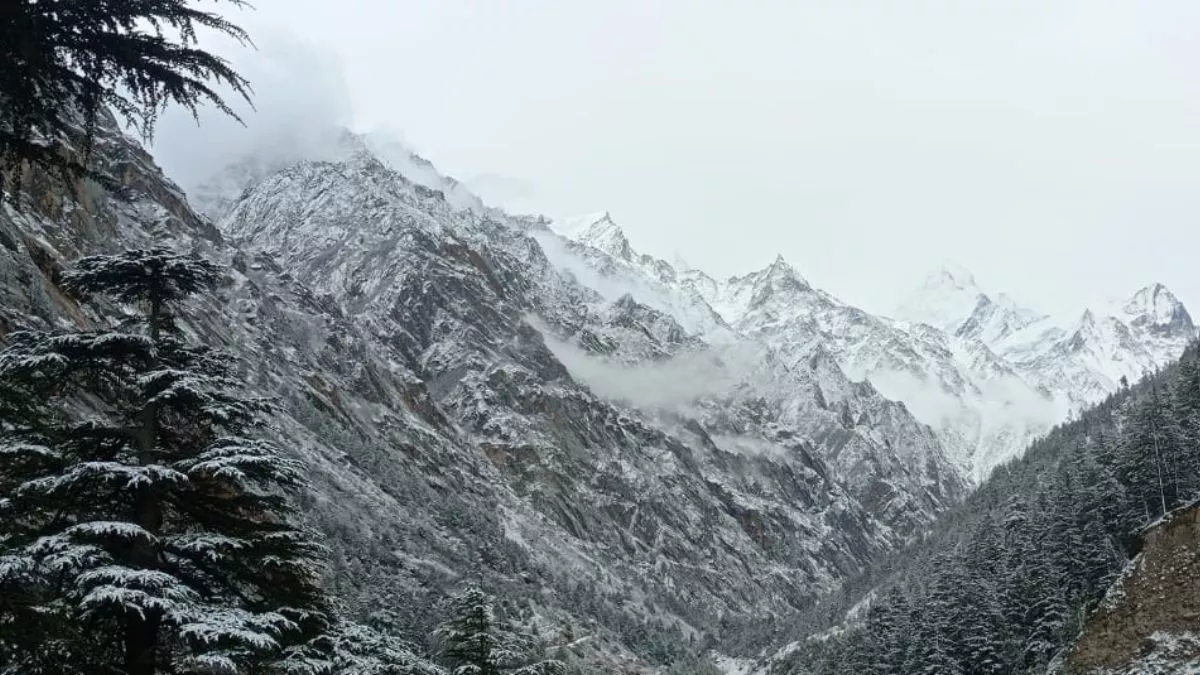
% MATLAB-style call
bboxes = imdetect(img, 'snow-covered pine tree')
[1118,385,1188,519]
[439,587,503,675]
[1,0,252,195]
[862,588,916,674]
[326,621,444,675]
[1170,354,1200,500]
[437,587,563,675]
[0,249,334,674]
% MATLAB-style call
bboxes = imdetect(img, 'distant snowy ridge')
[547,216,1196,479]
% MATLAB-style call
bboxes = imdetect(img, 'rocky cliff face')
[0,115,969,668]
[1065,503,1200,674]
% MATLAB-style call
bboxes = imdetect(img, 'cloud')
[465,173,538,214]
[149,29,353,196]
[868,368,1067,432]
[866,366,1071,477]
[536,327,760,411]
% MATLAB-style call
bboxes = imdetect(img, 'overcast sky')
[154,0,1200,317]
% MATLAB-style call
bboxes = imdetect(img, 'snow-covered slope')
[186,127,492,221]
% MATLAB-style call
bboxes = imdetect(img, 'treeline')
[776,342,1200,674]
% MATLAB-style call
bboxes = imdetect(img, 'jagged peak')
[994,292,1043,322]
[929,261,979,289]
[1123,282,1179,313]
[555,211,613,237]
[732,255,813,314]
[1120,282,1194,332]
[576,212,634,261]
[551,211,659,269]
[188,125,489,221]
[719,255,813,303]
[581,211,621,238]
[761,254,809,286]
[895,262,987,332]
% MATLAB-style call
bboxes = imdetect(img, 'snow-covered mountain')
[2,112,1193,668]
[889,265,1196,474]
[1,115,970,670]
[198,119,1187,485]
[996,284,1197,405]
[896,263,1045,343]
[542,219,1195,480]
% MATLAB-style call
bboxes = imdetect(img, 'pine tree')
[0,249,334,674]
[1019,556,1069,669]
[1170,355,1200,501]
[440,587,503,675]
[326,621,443,675]
[862,588,916,674]
[0,0,252,194]
[437,587,563,675]
[959,521,1010,674]
[914,638,962,675]
[1118,386,1188,519]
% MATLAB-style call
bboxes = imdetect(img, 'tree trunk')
[125,616,161,675]
[125,287,164,675]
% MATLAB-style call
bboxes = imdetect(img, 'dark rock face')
[1066,503,1200,674]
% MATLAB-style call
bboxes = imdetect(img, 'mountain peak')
[556,211,618,236]
[736,255,812,313]
[1120,283,1194,334]
[895,263,986,331]
[763,252,811,278]
[931,261,978,290]
[553,211,640,263]
[761,253,810,287]
[670,251,694,272]
[187,125,489,220]
[576,212,635,261]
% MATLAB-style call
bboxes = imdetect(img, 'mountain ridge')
[195,129,1193,481]
[3,113,1195,670]
[544,213,1194,479]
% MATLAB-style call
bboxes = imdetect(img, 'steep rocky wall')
[0,112,960,669]
[1067,503,1200,674]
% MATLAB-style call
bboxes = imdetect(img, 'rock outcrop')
[1066,502,1200,674]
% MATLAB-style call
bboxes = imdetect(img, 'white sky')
[154,0,1200,318]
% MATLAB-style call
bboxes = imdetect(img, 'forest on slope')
[772,342,1200,674]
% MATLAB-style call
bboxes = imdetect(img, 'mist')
[150,31,355,197]
[537,327,761,411]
